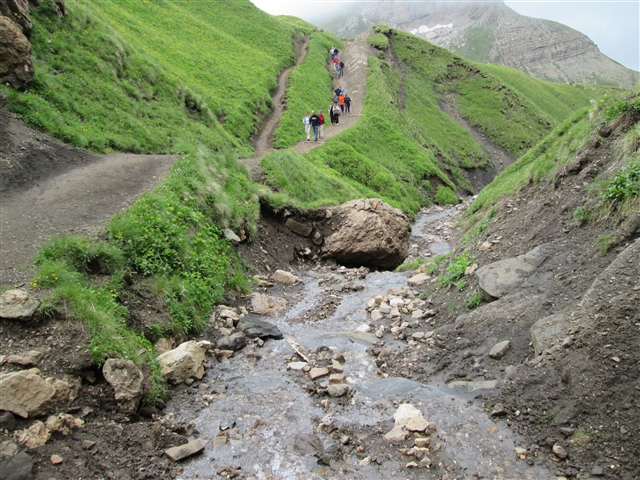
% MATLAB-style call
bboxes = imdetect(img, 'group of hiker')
[301,48,352,142]
[330,47,345,78]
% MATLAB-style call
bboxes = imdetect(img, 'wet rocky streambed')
[166,201,553,480]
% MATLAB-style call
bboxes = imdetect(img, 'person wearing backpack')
[318,110,325,138]
[339,93,346,113]
[332,102,341,125]
[344,94,351,114]
[309,110,320,141]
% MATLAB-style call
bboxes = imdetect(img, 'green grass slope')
[261,26,611,215]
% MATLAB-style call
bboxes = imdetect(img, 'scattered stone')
[406,416,429,432]
[447,380,497,391]
[273,269,299,285]
[5,350,44,367]
[329,374,345,384]
[414,437,430,448]
[465,263,479,275]
[408,273,430,286]
[552,443,568,459]
[411,332,425,340]
[212,434,227,448]
[237,317,283,340]
[406,461,418,468]
[50,454,63,464]
[0,368,55,418]
[102,358,144,412]
[216,332,246,351]
[330,360,344,373]
[491,403,507,416]
[591,466,604,476]
[154,338,173,354]
[249,293,287,316]
[356,324,371,333]
[16,421,50,449]
[327,384,350,397]
[164,439,205,462]
[383,426,408,443]
[370,309,383,322]
[418,456,432,468]
[309,367,329,380]
[157,341,211,384]
[515,446,527,457]
[284,218,313,237]
[45,413,84,435]
[479,241,492,251]
[81,440,96,450]
[0,289,39,321]
[375,325,385,338]
[379,302,391,314]
[411,309,424,319]
[0,440,18,459]
[287,361,307,371]
[0,412,17,431]
[489,340,510,359]
[223,228,241,242]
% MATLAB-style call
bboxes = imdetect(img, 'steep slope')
[260,28,612,215]
[316,0,639,88]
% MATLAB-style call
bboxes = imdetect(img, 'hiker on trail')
[334,86,341,97]
[318,110,325,138]
[329,104,335,125]
[339,93,345,113]
[331,103,341,125]
[309,110,320,141]
[303,112,311,141]
[344,94,351,114]
[339,60,345,78]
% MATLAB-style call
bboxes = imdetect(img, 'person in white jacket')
[302,112,311,141]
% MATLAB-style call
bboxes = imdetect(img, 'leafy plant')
[596,234,619,253]
[465,292,484,309]
[434,185,458,205]
[603,160,640,202]
[573,205,587,223]
[438,252,474,289]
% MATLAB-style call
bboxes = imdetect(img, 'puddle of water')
[169,206,552,479]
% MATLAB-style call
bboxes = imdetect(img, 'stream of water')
[168,204,552,479]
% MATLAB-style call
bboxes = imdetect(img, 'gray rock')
[591,466,604,476]
[447,380,497,391]
[237,317,283,340]
[0,449,35,480]
[0,16,34,91]
[327,384,350,397]
[294,433,323,455]
[0,368,55,418]
[0,289,39,321]
[5,350,44,367]
[531,314,568,356]
[102,359,144,412]
[223,228,241,242]
[309,367,329,380]
[408,273,430,286]
[0,412,17,431]
[216,332,246,351]
[476,244,553,298]
[285,218,313,237]
[164,439,205,462]
[552,443,568,459]
[491,403,507,416]
[488,340,510,359]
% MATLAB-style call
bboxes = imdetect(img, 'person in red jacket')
[318,110,325,139]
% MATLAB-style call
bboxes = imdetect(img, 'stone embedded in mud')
[249,293,287,316]
[294,433,323,456]
[45,413,84,435]
[0,368,55,418]
[16,420,50,449]
[530,314,568,356]
[408,273,430,286]
[327,384,350,397]
[216,332,246,351]
[5,349,44,367]
[309,367,329,380]
[102,358,144,412]
[164,439,205,462]
[284,218,313,237]
[0,289,39,321]
[321,198,411,269]
[552,443,568,459]
[50,454,63,465]
[287,361,308,370]
[488,340,510,359]
[476,244,553,299]
[370,309,383,321]
[273,269,299,285]
[156,340,211,384]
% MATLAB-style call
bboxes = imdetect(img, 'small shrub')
[465,292,484,309]
[438,252,474,288]
[573,205,587,223]
[596,234,618,253]
[603,160,640,203]
[368,33,389,50]
[434,185,458,205]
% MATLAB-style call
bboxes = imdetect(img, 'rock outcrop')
[321,198,411,269]
[0,5,33,89]
[102,358,144,412]
[0,289,39,321]
[0,368,55,418]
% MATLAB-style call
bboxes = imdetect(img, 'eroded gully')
[167,200,552,480]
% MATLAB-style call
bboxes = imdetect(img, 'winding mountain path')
[240,33,375,170]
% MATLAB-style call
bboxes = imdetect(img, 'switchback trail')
[240,33,375,171]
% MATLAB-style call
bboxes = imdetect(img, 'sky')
[251,0,639,71]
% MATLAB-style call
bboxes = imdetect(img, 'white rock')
[0,368,55,418]
[273,270,299,285]
[156,341,211,384]
[379,302,391,314]
[370,309,383,322]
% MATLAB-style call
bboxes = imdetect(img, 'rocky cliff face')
[318,0,638,88]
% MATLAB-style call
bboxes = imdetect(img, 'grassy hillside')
[261,27,610,215]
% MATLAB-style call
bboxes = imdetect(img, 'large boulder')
[0,289,39,321]
[156,340,211,384]
[0,0,32,36]
[0,15,34,89]
[102,358,144,412]
[249,293,287,316]
[0,368,55,418]
[321,198,411,269]
[475,244,553,299]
